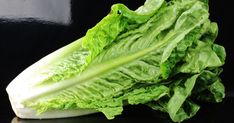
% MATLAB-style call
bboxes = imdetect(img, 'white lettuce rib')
[5,38,99,119]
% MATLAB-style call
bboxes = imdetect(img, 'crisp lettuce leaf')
[178,41,225,73]
[39,0,165,84]
[167,74,199,122]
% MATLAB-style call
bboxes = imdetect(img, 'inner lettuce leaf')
[6,0,226,122]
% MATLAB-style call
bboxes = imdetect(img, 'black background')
[1,0,234,123]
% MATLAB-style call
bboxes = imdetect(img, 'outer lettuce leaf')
[147,70,224,122]
[178,41,225,73]
[193,70,225,102]
[160,20,211,79]
[167,74,199,122]
[82,0,164,65]
[40,0,164,84]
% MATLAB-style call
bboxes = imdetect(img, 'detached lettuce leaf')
[6,0,226,122]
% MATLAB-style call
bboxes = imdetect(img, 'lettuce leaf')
[6,0,226,122]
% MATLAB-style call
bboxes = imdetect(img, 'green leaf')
[82,0,164,64]
[178,41,224,73]
[167,74,199,122]
[124,85,169,105]
[160,20,211,79]
[39,0,165,84]
[193,70,225,102]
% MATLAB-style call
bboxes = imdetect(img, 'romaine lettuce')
[6,0,226,122]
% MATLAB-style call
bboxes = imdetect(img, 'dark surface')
[1,0,233,123]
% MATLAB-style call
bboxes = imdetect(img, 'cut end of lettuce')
[6,0,225,122]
